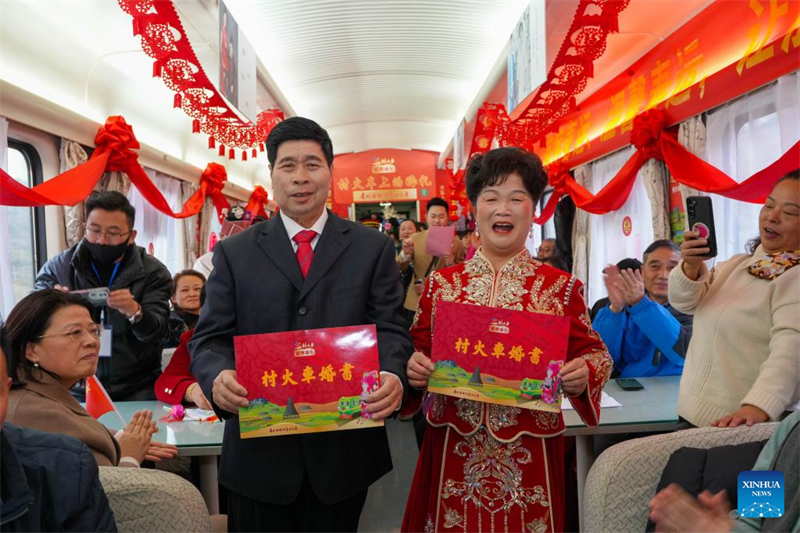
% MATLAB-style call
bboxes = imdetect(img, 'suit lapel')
[256,216,304,293]
[299,213,350,301]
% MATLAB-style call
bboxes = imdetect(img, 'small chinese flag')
[85,375,117,420]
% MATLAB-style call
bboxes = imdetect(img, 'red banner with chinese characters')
[234,325,383,438]
[430,301,569,412]
[332,149,437,204]
[537,0,800,167]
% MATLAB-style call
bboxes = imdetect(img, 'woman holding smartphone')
[669,171,800,428]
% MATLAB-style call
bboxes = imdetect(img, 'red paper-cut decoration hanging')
[117,0,284,153]
[497,0,630,151]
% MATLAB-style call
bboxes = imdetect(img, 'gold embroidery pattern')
[424,515,435,533]
[494,257,534,311]
[454,398,482,427]
[430,393,447,420]
[463,257,494,306]
[441,429,549,532]
[487,405,521,432]
[578,310,604,343]
[528,410,559,430]
[442,505,464,529]
[525,274,568,316]
[526,515,549,533]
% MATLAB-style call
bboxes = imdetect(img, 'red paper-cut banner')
[117,0,284,158]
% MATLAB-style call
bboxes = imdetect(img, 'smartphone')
[71,287,110,307]
[616,378,644,391]
[686,196,718,258]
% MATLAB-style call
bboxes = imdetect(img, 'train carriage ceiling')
[0,0,713,190]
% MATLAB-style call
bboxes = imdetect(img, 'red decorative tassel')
[192,119,200,134]
[259,143,265,152]
[152,61,162,77]
[173,93,182,108]
[228,148,235,160]
[219,144,225,157]
[242,151,248,161]
[132,18,141,36]
[208,136,216,149]
[252,148,257,158]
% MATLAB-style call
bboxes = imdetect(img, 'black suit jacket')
[189,211,412,505]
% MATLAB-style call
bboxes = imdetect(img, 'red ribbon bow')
[630,108,669,161]
[92,116,141,171]
[245,185,270,218]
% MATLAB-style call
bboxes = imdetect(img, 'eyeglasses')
[36,325,104,342]
[85,227,130,240]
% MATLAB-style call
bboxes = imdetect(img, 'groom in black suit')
[190,117,413,532]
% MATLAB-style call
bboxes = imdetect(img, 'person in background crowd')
[457,230,471,252]
[649,408,800,533]
[0,331,117,532]
[163,270,206,349]
[2,290,177,468]
[397,219,420,295]
[397,197,464,326]
[190,117,412,532]
[155,329,212,410]
[670,171,800,428]
[33,191,172,401]
[542,254,569,272]
[537,237,557,259]
[593,240,693,378]
[401,147,610,533]
[465,229,482,261]
[590,257,643,320]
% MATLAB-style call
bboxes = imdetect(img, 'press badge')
[99,325,113,357]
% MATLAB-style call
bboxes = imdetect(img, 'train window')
[0,142,46,311]
[706,76,799,261]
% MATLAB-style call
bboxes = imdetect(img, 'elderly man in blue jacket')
[593,240,693,378]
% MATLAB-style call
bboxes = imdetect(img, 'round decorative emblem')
[622,216,633,236]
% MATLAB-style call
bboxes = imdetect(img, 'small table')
[100,402,224,514]
[563,375,682,529]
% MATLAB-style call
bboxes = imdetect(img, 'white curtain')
[127,169,186,275]
[0,117,14,320]
[705,72,800,261]
[587,146,655,308]
[572,164,591,284]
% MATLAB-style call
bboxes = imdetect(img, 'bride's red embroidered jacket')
[400,249,612,441]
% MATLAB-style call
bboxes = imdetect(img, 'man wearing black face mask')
[33,191,172,401]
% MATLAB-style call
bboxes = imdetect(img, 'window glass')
[5,147,36,302]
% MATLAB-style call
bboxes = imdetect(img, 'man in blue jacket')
[593,240,693,378]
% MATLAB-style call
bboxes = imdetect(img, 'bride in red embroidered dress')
[400,147,611,533]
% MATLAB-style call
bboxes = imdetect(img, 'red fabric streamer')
[245,185,270,219]
[533,108,800,224]
[0,116,231,220]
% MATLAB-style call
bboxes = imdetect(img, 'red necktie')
[293,230,317,278]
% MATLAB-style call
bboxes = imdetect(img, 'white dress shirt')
[280,209,328,251]
[280,208,403,408]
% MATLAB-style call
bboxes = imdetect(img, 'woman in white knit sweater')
[669,171,799,428]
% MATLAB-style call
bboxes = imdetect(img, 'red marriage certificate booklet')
[234,325,383,439]
[430,301,569,412]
